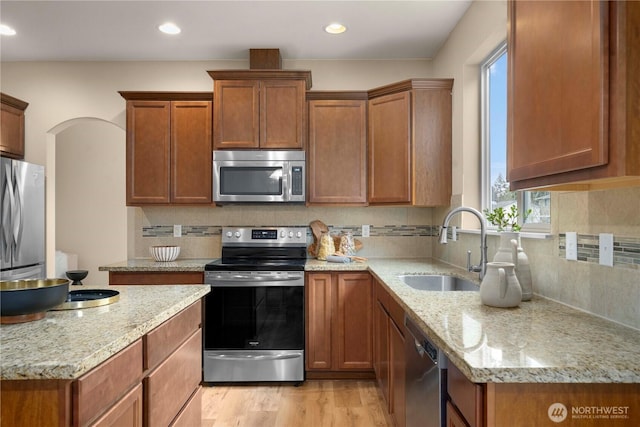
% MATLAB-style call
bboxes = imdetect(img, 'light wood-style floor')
[201,380,393,427]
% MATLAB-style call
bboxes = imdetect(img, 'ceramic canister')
[480,262,522,308]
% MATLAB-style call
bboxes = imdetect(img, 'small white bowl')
[150,246,180,262]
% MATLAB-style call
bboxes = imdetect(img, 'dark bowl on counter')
[0,278,70,324]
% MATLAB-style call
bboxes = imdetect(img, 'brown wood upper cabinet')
[307,92,368,205]
[120,92,212,205]
[507,0,640,191]
[305,272,373,376]
[208,70,312,149]
[368,79,453,206]
[1,92,29,159]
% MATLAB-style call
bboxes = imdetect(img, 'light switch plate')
[599,233,614,267]
[173,224,182,237]
[565,232,578,261]
[362,224,370,238]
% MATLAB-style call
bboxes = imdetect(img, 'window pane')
[482,44,550,229]
[487,51,515,211]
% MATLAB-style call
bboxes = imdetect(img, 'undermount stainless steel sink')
[398,274,479,292]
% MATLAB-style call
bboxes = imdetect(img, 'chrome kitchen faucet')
[439,207,488,280]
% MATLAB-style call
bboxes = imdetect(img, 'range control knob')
[280,230,286,238]
[225,231,233,238]
[296,231,303,238]
[234,231,241,238]
[288,231,294,238]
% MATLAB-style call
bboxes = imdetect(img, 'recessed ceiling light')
[158,22,181,35]
[324,23,347,35]
[0,24,17,36]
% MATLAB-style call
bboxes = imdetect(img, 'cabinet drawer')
[448,362,483,427]
[75,340,143,427]
[108,272,204,285]
[145,329,202,427]
[145,301,202,370]
[90,383,142,427]
[170,386,202,427]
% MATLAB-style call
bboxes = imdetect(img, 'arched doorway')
[46,118,126,285]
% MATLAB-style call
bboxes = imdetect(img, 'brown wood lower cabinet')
[305,272,373,378]
[447,361,483,427]
[0,300,203,427]
[373,279,406,427]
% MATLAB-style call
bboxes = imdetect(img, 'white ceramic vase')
[480,262,522,308]
[511,239,533,301]
[493,232,520,263]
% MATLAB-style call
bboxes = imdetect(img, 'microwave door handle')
[282,167,290,202]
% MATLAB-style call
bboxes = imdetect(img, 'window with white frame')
[480,43,550,231]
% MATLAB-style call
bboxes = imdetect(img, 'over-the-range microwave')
[213,150,305,204]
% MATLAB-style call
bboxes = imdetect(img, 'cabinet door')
[335,273,373,370]
[90,383,142,427]
[508,0,608,182]
[308,100,367,204]
[0,101,25,159]
[390,319,406,427]
[170,101,212,204]
[145,329,202,427]
[260,80,305,149]
[126,101,171,204]
[305,273,333,370]
[213,80,259,149]
[368,92,411,204]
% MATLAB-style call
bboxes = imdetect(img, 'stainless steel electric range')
[203,226,307,383]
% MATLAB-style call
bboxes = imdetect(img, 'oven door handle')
[207,352,303,362]
[208,275,304,286]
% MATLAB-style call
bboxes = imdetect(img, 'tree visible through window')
[482,43,550,229]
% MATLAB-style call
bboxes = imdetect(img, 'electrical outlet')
[599,233,614,267]
[565,232,577,261]
[173,224,182,237]
[361,224,370,238]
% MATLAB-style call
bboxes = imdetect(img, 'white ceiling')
[0,0,472,62]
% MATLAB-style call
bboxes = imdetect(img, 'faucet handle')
[467,250,482,273]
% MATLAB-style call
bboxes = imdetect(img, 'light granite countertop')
[97,257,640,384]
[0,284,210,380]
[99,258,214,272]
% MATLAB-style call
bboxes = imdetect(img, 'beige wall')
[55,120,127,285]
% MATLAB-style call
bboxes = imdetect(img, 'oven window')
[204,286,304,350]
[219,167,283,195]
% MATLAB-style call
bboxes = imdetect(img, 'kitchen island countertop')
[0,284,210,380]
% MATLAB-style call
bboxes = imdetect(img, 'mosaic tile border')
[558,233,640,269]
[142,224,441,238]
[142,226,640,269]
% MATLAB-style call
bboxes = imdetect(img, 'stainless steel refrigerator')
[1,156,46,280]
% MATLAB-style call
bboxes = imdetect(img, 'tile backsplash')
[131,187,640,330]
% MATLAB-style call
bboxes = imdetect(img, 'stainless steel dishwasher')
[405,315,448,427]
